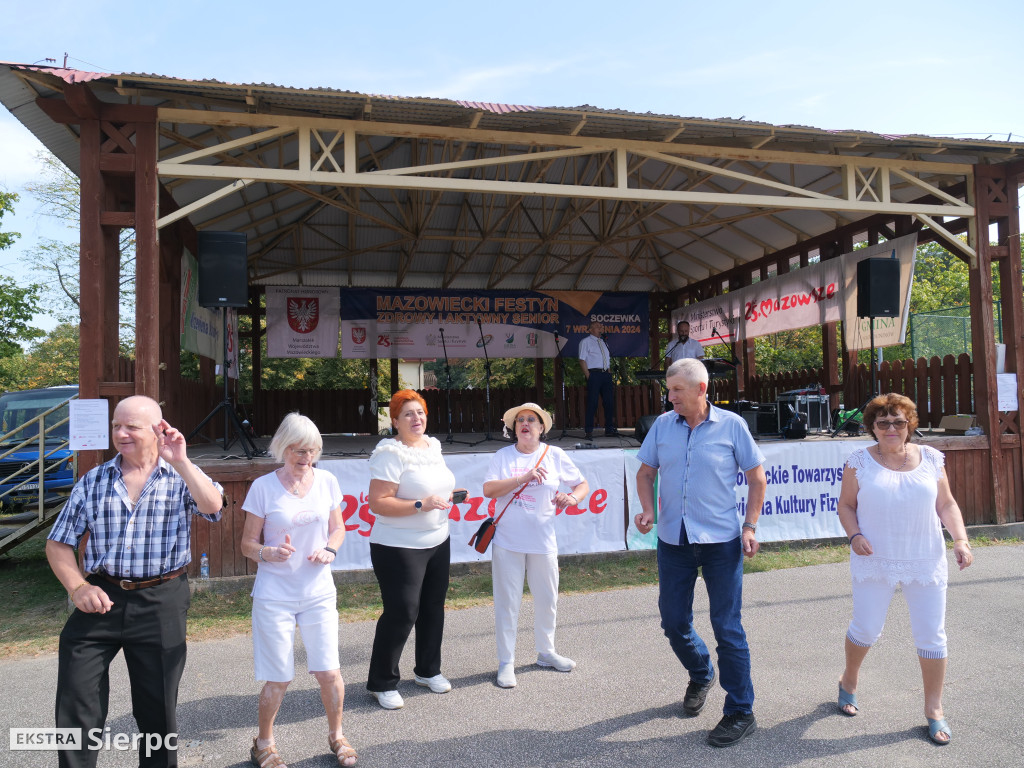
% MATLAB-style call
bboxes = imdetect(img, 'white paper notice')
[996,373,1019,412]
[69,399,110,450]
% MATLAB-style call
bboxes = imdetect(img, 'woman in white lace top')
[835,393,973,745]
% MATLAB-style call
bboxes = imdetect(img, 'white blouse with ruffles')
[847,444,948,587]
[367,436,456,549]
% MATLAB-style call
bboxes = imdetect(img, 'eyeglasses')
[289,448,317,457]
[874,419,909,431]
[515,416,540,424]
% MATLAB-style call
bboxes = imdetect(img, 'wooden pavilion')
[1,62,1022,550]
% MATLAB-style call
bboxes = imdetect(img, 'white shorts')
[252,593,340,682]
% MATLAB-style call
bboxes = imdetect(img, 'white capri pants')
[846,578,948,659]
[491,544,560,664]
[252,593,341,682]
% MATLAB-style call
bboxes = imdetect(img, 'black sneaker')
[682,669,716,716]
[584,433,594,440]
[707,712,757,747]
[604,429,621,437]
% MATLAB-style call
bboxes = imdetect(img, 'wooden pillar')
[968,165,1008,522]
[78,118,107,474]
[134,119,160,398]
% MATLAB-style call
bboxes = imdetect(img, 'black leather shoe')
[682,669,716,716]
[584,432,594,440]
[604,429,620,436]
[707,712,757,747]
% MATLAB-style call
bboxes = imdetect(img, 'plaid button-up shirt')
[48,455,223,578]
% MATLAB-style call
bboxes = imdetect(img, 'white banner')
[266,286,341,358]
[624,440,860,546]
[318,449,627,571]
[673,257,843,346]
[671,233,917,351]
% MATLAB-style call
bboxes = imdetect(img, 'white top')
[846,444,948,586]
[484,444,584,555]
[367,436,455,549]
[578,334,611,370]
[666,337,705,362]
[242,468,343,601]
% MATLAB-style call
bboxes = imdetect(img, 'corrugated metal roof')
[2,62,1022,295]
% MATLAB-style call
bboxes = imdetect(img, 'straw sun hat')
[501,402,554,438]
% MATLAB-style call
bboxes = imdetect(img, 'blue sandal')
[837,681,858,716]
[927,717,951,745]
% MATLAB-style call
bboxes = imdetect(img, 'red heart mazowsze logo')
[760,299,774,317]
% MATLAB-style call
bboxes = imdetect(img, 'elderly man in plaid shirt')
[46,395,224,768]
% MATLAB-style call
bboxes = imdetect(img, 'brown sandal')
[329,734,358,766]
[250,738,287,768]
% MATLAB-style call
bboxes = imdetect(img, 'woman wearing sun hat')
[481,402,589,689]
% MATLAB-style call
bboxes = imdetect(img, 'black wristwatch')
[414,500,423,510]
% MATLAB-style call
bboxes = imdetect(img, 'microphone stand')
[711,326,741,366]
[476,318,494,442]
[439,327,478,446]
[553,329,573,440]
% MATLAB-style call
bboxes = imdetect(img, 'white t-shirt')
[666,337,705,362]
[367,436,455,549]
[484,444,584,555]
[242,467,343,602]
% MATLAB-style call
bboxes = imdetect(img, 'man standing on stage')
[634,358,766,748]
[46,395,224,768]
[578,320,619,440]
[664,320,705,368]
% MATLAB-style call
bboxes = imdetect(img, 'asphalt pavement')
[2,544,1021,768]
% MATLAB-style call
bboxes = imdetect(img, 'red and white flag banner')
[266,286,340,358]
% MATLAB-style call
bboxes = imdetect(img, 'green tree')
[22,323,80,388]
[24,152,136,346]
[0,189,19,250]
[0,190,45,359]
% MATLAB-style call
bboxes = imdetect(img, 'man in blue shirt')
[47,395,223,768]
[635,358,767,747]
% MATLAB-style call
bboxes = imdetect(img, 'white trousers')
[847,578,948,659]
[491,544,560,663]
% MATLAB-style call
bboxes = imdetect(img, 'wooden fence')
[748,354,973,428]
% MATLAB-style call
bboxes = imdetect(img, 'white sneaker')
[497,662,517,688]
[371,689,404,709]
[537,651,576,672]
[414,673,452,693]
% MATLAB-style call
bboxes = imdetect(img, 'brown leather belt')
[96,566,187,591]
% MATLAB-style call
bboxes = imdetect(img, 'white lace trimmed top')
[847,444,948,587]
[367,436,456,549]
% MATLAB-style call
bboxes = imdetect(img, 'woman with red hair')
[365,390,456,710]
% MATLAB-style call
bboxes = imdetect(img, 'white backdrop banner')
[266,286,341,358]
[624,440,861,547]
[671,233,917,351]
[320,449,627,571]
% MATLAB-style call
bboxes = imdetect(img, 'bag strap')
[493,444,549,525]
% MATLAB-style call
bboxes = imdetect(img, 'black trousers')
[367,537,450,691]
[585,369,616,433]
[55,574,189,768]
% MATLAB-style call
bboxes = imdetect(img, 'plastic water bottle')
[199,553,210,581]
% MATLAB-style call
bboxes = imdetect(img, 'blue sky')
[2,0,1023,330]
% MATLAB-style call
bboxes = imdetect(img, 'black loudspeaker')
[635,414,659,442]
[856,258,900,318]
[198,231,249,308]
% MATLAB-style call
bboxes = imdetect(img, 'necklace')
[876,444,909,471]
[280,470,310,496]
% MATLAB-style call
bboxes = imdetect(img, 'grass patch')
[2,533,1018,659]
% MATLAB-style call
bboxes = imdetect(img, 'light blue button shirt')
[637,403,765,545]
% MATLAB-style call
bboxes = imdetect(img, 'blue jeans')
[657,531,754,714]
